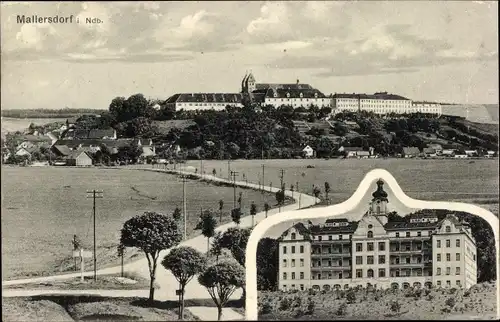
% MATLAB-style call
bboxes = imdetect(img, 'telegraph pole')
[86,189,103,281]
[182,175,187,240]
[261,164,265,193]
[230,170,239,209]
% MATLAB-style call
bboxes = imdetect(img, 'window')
[356,243,362,252]
[292,272,296,280]
[300,284,304,291]
[437,254,441,262]
[396,232,400,238]
[446,280,451,287]
[356,256,363,265]
[300,272,304,279]
[446,253,451,261]
[283,273,287,280]
[437,280,442,286]
[367,256,374,264]
[445,226,451,233]
[437,240,441,248]
[367,242,374,251]
[446,240,450,248]
[291,259,296,267]
[437,268,441,275]
[283,259,287,267]
[356,269,363,278]
[291,233,296,240]
[339,234,343,240]
[318,273,322,280]
[456,253,460,261]
[446,267,450,275]
[379,269,386,277]
[318,236,322,241]
[368,224,373,229]
[456,267,460,275]
[406,232,410,237]
[456,239,460,247]
[300,259,304,267]
[456,281,461,287]
[379,242,385,251]
[368,231,373,238]
[283,246,287,254]
[367,269,374,278]
[300,245,304,253]
[329,235,332,241]
[292,246,296,254]
[378,255,386,264]
[417,231,422,237]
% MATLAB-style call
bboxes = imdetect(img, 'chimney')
[296,79,299,85]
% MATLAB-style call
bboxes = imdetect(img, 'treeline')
[1,108,107,119]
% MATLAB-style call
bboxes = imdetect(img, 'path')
[2,167,318,318]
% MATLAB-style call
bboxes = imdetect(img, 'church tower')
[246,72,256,93]
[369,179,389,225]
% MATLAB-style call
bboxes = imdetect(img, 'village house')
[464,150,477,157]
[66,150,93,167]
[357,151,370,159]
[302,145,315,158]
[441,149,455,157]
[15,146,37,158]
[422,148,437,157]
[486,150,497,157]
[338,146,364,158]
[427,144,443,154]
[402,147,420,158]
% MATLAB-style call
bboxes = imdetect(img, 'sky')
[1,1,498,110]
[263,179,419,239]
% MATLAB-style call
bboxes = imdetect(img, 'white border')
[245,168,500,320]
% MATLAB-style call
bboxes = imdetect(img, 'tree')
[231,208,242,226]
[212,168,217,176]
[390,300,401,313]
[257,238,279,291]
[275,189,285,206]
[218,199,224,223]
[237,192,243,208]
[120,211,182,302]
[162,246,207,320]
[313,186,321,203]
[173,207,182,221]
[210,231,224,263]
[196,210,217,252]
[264,202,270,218]
[250,202,257,227]
[198,262,245,321]
[324,182,331,205]
[117,243,125,277]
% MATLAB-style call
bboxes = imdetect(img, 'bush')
[390,300,401,313]
[346,290,356,304]
[426,294,434,301]
[279,297,291,311]
[424,288,432,296]
[446,297,456,308]
[463,291,471,297]
[336,302,348,316]
[308,288,317,296]
[306,297,315,315]
[259,301,273,315]
[292,296,302,308]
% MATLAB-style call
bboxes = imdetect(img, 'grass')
[2,273,153,291]
[1,166,280,280]
[2,295,200,321]
[258,282,498,320]
[182,159,499,207]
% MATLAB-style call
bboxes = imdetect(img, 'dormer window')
[291,233,296,240]
[286,92,291,98]
[314,93,318,98]
[273,91,278,98]
[299,92,303,98]
[445,226,451,233]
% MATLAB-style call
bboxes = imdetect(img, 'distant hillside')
[1,109,107,119]
[442,104,499,124]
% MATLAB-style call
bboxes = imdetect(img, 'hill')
[442,104,499,124]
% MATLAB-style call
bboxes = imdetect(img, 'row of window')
[436,239,461,248]
[437,280,461,287]
[355,242,386,252]
[436,267,461,276]
[436,253,461,262]
[283,258,305,267]
[282,245,304,254]
[281,280,461,291]
[283,272,305,280]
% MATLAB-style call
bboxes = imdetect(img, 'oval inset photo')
[246,169,499,321]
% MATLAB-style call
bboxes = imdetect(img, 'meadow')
[1,166,277,280]
[184,158,499,209]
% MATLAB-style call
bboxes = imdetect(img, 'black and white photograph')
[1,1,499,321]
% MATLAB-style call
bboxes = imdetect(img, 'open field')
[1,117,67,138]
[183,159,499,208]
[1,166,278,280]
[258,282,498,320]
[2,295,200,321]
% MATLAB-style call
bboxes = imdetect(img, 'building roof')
[263,87,327,99]
[384,221,440,230]
[403,147,420,155]
[341,146,364,152]
[310,221,358,234]
[278,222,311,241]
[423,148,436,154]
[357,151,370,156]
[166,93,243,104]
[17,135,53,143]
[255,83,314,91]
[67,150,93,160]
[52,145,72,156]
[53,139,132,149]
[141,146,155,157]
[88,129,115,139]
[333,92,410,101]
[372,179,388,201]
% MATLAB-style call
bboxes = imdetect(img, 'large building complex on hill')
[164,73,443,115]
[278,180,477,291]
